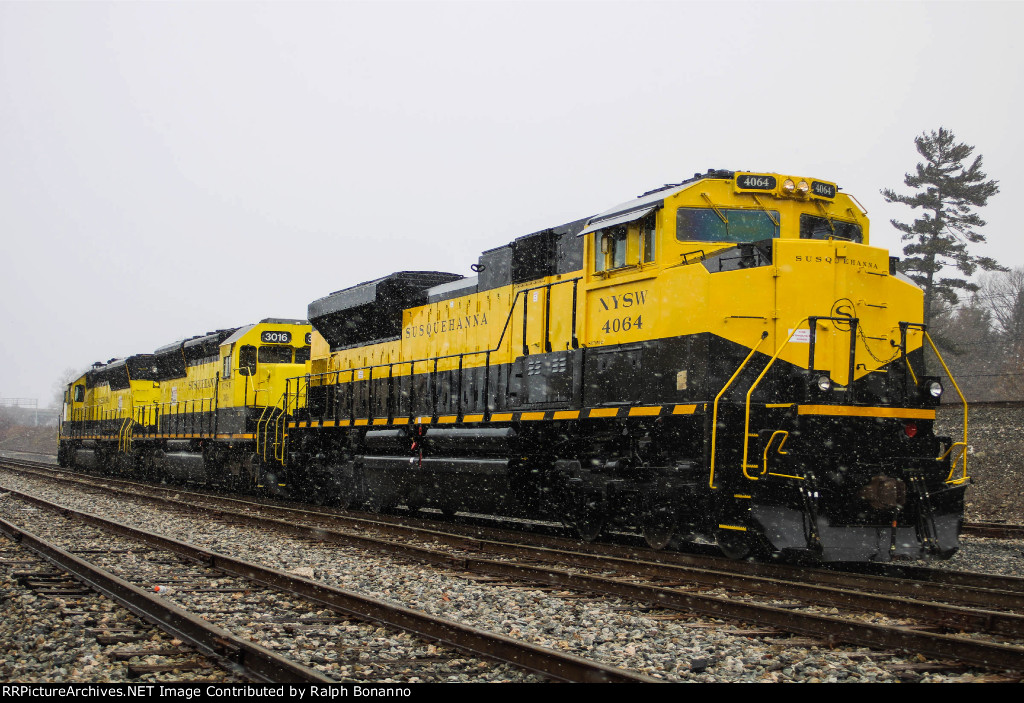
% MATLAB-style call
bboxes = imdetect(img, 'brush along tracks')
[4,460,1024,681]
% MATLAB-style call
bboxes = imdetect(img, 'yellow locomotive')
[59,319,311,491]
[285,169,968,561]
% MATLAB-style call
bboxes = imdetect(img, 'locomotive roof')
[219,319,309,348]
[579,169,735,236]
[153,328,238,357]
[258,317,308,325]
[311,271,465,319]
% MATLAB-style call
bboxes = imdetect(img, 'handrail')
[709,331,769,489]
[256,405,271,462]
[740,319,812,480]
[761,430,790,477]
[296,276,583,421]
[922,330,970,484]
[117,417,133,454]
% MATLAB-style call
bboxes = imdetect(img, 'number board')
[304,332,312,345]
[811,181,836,199]
[261,330,292,344]
[736,174,777,191]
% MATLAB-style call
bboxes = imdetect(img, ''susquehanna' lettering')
[404,313,489,339]
[794,255,879,269]
[188,378,217,392]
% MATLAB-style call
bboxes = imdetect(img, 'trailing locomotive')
[282,169,968,562]
[59,319,312,491]
[58,169,969,563]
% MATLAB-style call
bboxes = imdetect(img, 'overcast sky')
[2,0,1022,407]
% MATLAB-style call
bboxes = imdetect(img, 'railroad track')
[3,459,1024,679]
[0,518,330,683]
[8,458,1024,596]
[13,453,1024,540]
[0,531,247,682]
[0,470,656,683]
[963,522,1024,540]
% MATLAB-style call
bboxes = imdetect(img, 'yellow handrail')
[118,417,133,454]
[709,331,769,489]
[272,392,288,463]
[923,331,969,484]
[761,430,791,477]
[741,319,812,480]
[256,404,273,462]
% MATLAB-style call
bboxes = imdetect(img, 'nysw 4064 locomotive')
[277,169,968,562]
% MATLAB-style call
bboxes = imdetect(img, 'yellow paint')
[797,405,936,420]
[281,172,929,437]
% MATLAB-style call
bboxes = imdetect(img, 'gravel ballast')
[2,472,1022,683]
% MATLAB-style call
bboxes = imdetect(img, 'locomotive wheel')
[336,477,356,509]
[572,510,605,542]
[715,529,769,561]
[366,488,396,514]
[641,507,677,550]
[567,491,605,542]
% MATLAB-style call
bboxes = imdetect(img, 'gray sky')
[2,1,1022,407]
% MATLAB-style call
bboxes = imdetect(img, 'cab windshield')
[799,214,863,243]
[677,207,779,243]
[258,346,294,364]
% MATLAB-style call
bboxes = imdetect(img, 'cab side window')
[640,214,655,263]
[595,228,628,271]
[238,345,257,376]
[73,384,85,403]
[595,215,656,273]
[223,354,232,379]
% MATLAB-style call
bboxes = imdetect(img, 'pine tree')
[881,127,1002,326]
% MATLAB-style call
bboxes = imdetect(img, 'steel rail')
[0,517,333,684]
[963,522,1024,540]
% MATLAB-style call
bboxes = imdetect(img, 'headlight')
[797,180,809,194]
[928,380,943,398]
[816,375,832,392]
[782,178,795,194]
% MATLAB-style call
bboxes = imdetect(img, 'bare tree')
[978,267,1024,397]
